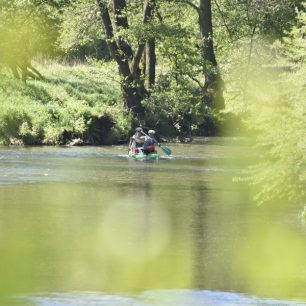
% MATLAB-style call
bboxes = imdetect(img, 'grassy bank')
[0,61,130,145]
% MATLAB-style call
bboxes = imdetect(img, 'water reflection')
[191,181,208,289]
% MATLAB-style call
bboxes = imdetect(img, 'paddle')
[160,145,172,156]
[128,137,133,154]
[140,130,172,156]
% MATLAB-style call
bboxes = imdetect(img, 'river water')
[1,138,306,306]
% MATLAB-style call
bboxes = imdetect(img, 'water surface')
[0,138,306,305]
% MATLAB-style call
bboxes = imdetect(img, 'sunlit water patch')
[17,290,306,306]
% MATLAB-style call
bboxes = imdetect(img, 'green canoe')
[128,151,160,160]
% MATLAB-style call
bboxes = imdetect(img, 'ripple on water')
[0,145,230,186]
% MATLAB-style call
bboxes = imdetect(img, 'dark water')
[1,138,306,306]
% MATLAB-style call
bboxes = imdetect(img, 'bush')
[142,75,220,139]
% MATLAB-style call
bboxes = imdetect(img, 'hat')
[148,129,155,135]
[135,127,143,133]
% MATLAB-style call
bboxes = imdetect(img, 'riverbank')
[0,61,244,146]
[0,61,130,145]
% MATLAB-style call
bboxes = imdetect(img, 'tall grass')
[0,61,129,145]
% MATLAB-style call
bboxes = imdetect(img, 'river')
[0,138,306,306]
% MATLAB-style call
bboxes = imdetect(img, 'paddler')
[129,127,146,153]
[142,129,158,154]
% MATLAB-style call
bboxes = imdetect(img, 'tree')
[171,0,224,110]
[144,36,156,90]
[213,0,304,112]
[0,0,64,81]
[199,0,224,109]
[96,0,156,118]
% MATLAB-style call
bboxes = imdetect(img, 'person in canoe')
[129,127,146,153]
[142,129,158,155]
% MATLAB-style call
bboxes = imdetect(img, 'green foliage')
[235,69,306,204]
[155,2,203,79]
[143,74,220,137]
[0,0,61,61]
[213,0,302,42]
[213,0,303,72]
[274,3,306,63]
[232,6,306,206]
[58,0,110,60]
[0,61,124,145]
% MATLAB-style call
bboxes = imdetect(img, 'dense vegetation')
[234,6,306,208]
[1,0,306,206]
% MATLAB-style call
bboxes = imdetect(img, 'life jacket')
[144,144,155,152]
[143,138,157,153]
[144,138,156,148]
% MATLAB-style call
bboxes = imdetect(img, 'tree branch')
[112,0,133,59]
[131,0,156,77]
[97,0,114,40]
[156,9,164,23]
[175,0,199,14]
[97,0,131,76]
[213,0,233,42]
[186,73,203,89]
[142,0,155,23]
[131,44,146,77]
[112,0,129,29]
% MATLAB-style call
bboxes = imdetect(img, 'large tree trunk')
[97,0,156,116]
[199,0,224,110]
[145,38,156,90]
[122,79,145,115]
[97,0,142,115]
